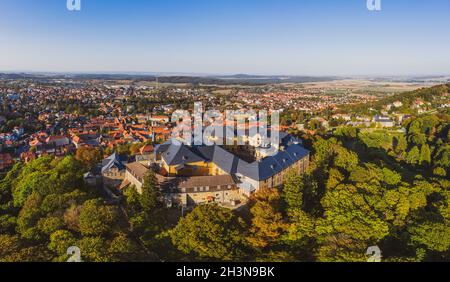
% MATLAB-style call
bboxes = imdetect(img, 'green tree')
[170,204,246,261]
[409,222,450,253]
[283,170,304,212]
[406,146,420,165]
[419,144,431,166]
[334,147,359,172]
[394,135,408,156]
[315,185,389,261]
[108,232,142,261]
[78,199,117,236]
[140,171,161,213]
[48,230,77,257]
[76,236,109,262]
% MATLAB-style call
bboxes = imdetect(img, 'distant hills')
[2,72,450,86]
[0,72,339,85]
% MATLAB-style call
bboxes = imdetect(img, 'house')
[46,135,70,147]
[71,133,101,148]
[373,116,394,128]
[140,144,154,155]
[136,114,151,124]
[170,175,241,207]
[393,101,403,108]
[29,134,72,156]
[332,114,351,121]
[152,127,171,141]
[133,144,154,165]
[101,153,127,188]
[156,142,210,177]
[123,162,149,193]
[234,143,310,195]
[122,161,242,207]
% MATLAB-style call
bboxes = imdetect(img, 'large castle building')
[121,132,310,208]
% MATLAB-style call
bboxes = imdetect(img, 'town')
[1,77,448,209]
[0,78,449,264]
[0,77,313,209]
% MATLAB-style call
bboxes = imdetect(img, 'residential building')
[101,153,127,188]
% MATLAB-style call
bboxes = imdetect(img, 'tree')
[0,155,142,262]
[307,119,324,131]
[409,222,450,253]
[334,147,358,172]
[76,236,109,262]
[419,144,431,166]
[75,147,103,169]
[394,135,408,155]
[315,185,389,261]
[284,209,316,248]
[11,156,84,207]
[140,171,161,213]
[433,167,446,177]
[129,143,142,156]
[123,185,142,214]
[108,232,141,261]
[283,170,304,212]
[78,199,117,236]
[408,132,426,146]
[406,146,420,165]
[37,216,65,235]
[335,126,358,140]
[318,186,389,242]
[170,204,246,261]
[0,162,22,212]
[48,230,77,257]
[433,145,449,175]
[248,189,287,250]
[0,234,22,261]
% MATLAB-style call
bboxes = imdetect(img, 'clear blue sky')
[1,0,450,76]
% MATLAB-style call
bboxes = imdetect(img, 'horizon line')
[1,70,450,79]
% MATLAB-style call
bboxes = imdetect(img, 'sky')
[1,0,450,76]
